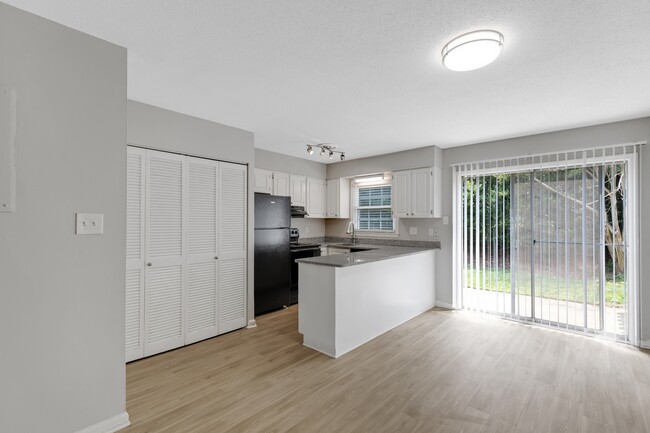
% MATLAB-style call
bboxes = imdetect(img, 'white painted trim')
[74,412,130,433]
[435,301,455,309]
[246,319,257,328]
[640,340,650,350]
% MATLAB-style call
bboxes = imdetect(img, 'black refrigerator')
[254,193,291,315]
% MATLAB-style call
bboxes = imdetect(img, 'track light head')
[340,153,345,161]
[329,151,334,159]
[320,148,326,156]
[307,145,313,155]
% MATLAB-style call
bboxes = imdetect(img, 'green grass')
[464,266,626,306]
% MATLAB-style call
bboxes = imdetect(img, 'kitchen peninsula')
[296,244,438,358]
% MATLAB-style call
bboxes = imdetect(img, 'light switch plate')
[76,213,104,235]
[409,227,417,235]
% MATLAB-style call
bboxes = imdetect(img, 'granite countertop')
[295,243,436,268]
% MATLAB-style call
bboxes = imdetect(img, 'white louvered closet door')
[126,147,146,362]
[185,157,220,344]
[144,150,186,357]
[218,162,248,333]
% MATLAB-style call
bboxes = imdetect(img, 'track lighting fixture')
[305,143,345,162]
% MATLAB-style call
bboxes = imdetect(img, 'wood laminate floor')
[126,306,650,433]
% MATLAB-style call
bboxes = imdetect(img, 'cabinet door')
[290,175,306,206]
[411,168,432,218]
[273,171,290,197]
[126,147,146,362]
[391,170,411,218]
[306,177,326,218]
[185,157,220,344]
[218,162,248,334]
[326,179,339,218]
[144,150,186,357]
[254,168,273,194]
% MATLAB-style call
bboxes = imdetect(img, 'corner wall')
[437,117,650,343]
[0,3,128,433]
[127,100,256,325]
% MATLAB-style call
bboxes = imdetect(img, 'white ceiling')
[4,1,650,162]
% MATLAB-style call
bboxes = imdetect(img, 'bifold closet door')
[125,147,146,362]
[218,162,248,333]
[186,157,220,344]
[144,150,186,357]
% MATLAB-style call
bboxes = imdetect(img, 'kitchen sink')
[329,243,378,252]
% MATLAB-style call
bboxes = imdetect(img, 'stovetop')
[290,241,321,250]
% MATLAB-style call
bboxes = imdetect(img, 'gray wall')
[437,117,650,343]
[0,4,128,433]
[325,146,443,242]
[128,100,256,325]
[255,148,326,237]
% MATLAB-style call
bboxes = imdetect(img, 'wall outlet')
[409,227,417,235]
[442,216,449,225]
[76,213,104,235]
[428,228,434,236]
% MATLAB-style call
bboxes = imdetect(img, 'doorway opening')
[453,145,640,344]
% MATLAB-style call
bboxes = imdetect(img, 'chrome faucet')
[346,221,357,244]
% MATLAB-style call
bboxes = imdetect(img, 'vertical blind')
[452,143,641,344]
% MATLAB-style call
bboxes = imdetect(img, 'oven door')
[290,246,321,304]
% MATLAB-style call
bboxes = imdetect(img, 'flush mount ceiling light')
[306,143,345,161]
[442,30,504,72]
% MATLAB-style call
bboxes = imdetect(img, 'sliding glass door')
[456,148,637,343]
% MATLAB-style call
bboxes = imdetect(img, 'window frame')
[351,177,398,237]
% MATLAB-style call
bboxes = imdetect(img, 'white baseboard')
[74,412,130,433]
[246,319,257,328]
[435,300,454,309]
[641,339,650,349]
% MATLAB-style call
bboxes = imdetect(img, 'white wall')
[127,100,256,325]
[437,117,650,342]
[325,146,443,242]
[0,4,128,433]
[255,148,327,237]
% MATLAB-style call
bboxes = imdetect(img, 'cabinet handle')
[215,256,219,260]
[147,262,152,267]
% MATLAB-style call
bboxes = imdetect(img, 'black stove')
[289,228,321,304]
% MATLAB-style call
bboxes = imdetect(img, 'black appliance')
[291,205,309,218]
[254,193,291,315]
[289,227,321,305]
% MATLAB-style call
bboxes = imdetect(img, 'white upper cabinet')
[254,168,273,194]
[391,170,411,218]
[273,171,290,197]
[326,178,350,219]
[290,175,307,207]
[411,168,432,218]
[306,177,326,218]
[392,167,440,218]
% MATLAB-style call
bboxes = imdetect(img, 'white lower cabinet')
[126,146,247,362]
